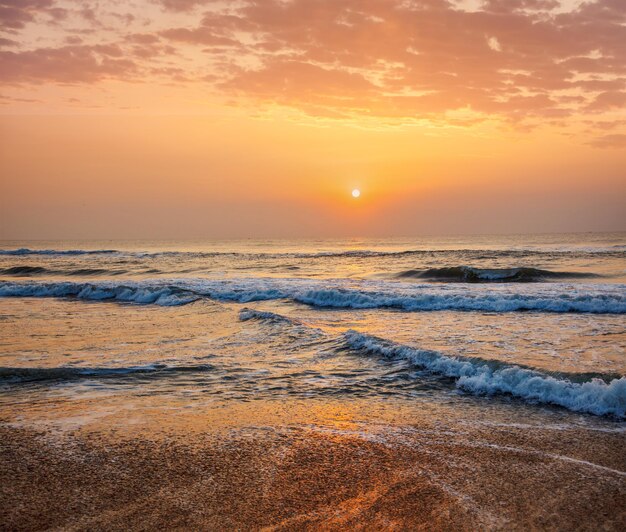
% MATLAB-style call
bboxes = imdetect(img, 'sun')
[351,189,361,198]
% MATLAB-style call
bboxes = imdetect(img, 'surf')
[344,331,626,418]
[1,279,625,314]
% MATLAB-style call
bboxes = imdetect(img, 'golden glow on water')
[1,295,624,436]
[0,235,623,441]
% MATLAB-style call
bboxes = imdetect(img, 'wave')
[66,268,125,276]
[238,308,326,342]
[239,307,301,325]
[397,266,600,283]
[0,281,201,306]
[0,363,215,384]
[0,266,125,277]
[0,266,48,275]
[0,248,117,256]
[1,279,625,313]
[344,331,626,418]
[1,247,624,259]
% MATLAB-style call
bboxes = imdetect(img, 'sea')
[0,232,625,434]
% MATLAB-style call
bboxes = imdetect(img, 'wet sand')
[1,419,625,531]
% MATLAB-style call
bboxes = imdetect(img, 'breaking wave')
[0,281,201,306]
[0,279,625,314]
[344,331,626,418]
[397,266,599,283]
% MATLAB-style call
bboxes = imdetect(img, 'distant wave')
[397,266,600,283]
[0,248,117,256]
[0,363,215,384]
[344,331,626,418]
[1,279,625,313]
[0,266,126,277]
[1,247,624,259]
[0,266,48,275]
[65,268,126,276]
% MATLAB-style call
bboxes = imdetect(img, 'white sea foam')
[1,279,625,313]
[344,330,626,418]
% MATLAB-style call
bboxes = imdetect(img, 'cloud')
[0,0,68,32]
[0,37,18,47]
[2,0,625,128]
[0,92,41,103]
[487,36,501,52]
[0,44,137,83]
[587,133,626,149]
[154,0,207,11]
[181,0,623,123]
[587,91,626,112]
[159,26,239,47]
[0,0,53,30]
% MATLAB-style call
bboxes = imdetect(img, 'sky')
[1,0,625,239]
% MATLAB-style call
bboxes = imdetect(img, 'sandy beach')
[2,409,625,531]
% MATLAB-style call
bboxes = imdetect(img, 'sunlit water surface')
[0,233,624,433]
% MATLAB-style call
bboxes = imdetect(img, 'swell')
[0,248,117,256]
[1,279,625,314]
[238,308,326,341]
[397,266,600,283]
[238,307,302,325]
[0,266,126,277]
[0,266,48,276]
[1,247,624,259]
[0,363,215,384]
[344,331,626,418]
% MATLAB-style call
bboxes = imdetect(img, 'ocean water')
[0,233,625,431]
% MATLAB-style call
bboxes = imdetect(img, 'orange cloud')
[1,0,624,129]
[588,133,626,148]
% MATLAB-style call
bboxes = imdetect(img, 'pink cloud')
[0,44,137,83]
[0,0,55,30]
[587,91,626,112]
[155,0,207,11]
